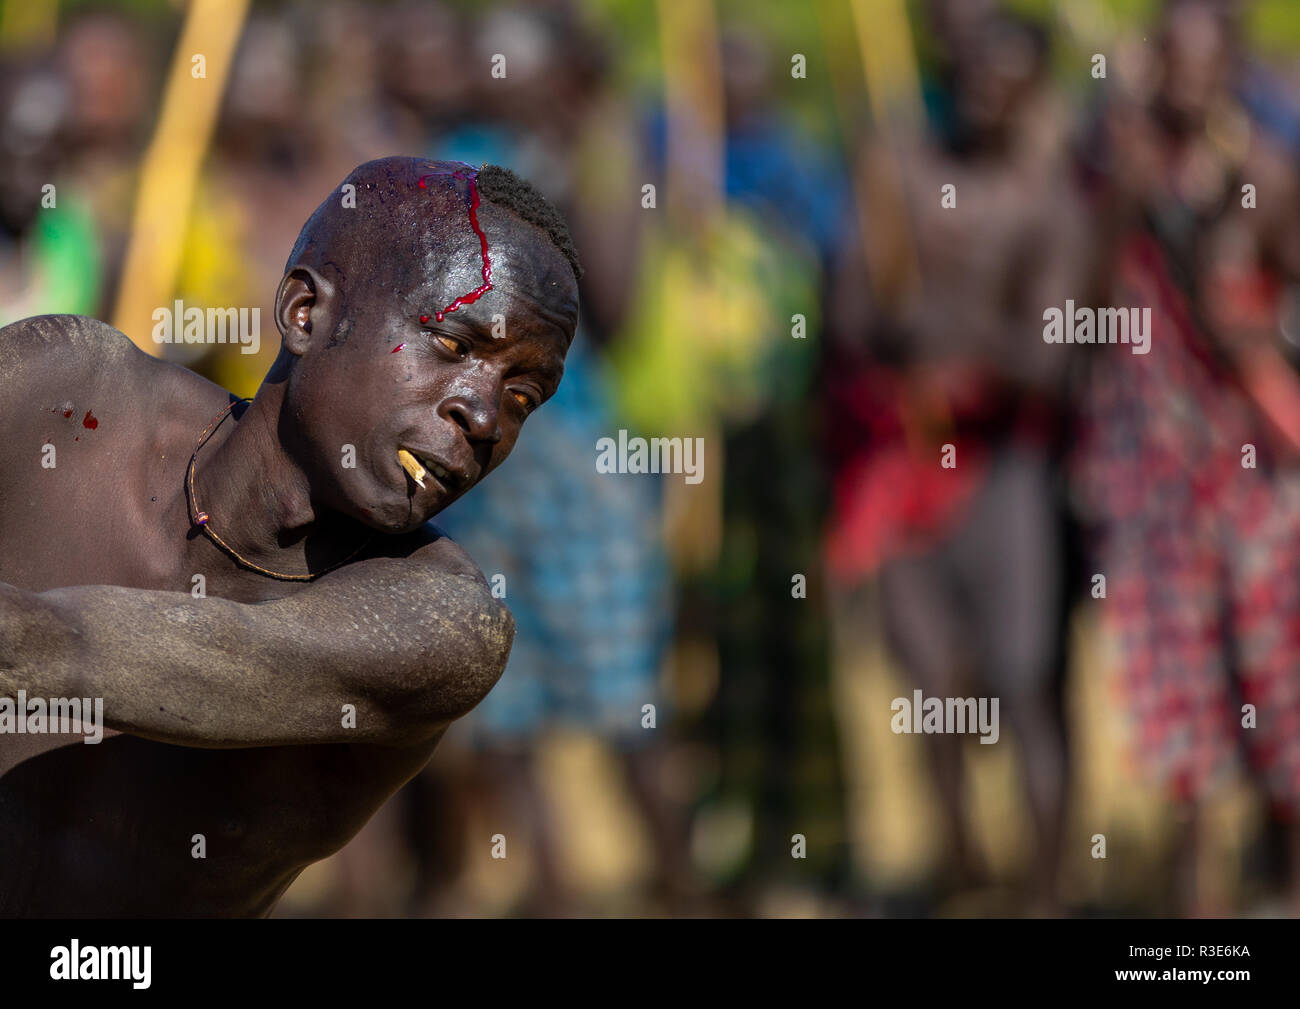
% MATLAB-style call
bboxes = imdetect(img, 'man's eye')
[435,335,465,356]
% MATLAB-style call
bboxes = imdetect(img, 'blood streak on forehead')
[417,164,494,323]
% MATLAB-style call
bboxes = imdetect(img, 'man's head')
[1155,0,1241,134]
[927,0,1048,146]
[0,59,69,235]
[268,156,581,533]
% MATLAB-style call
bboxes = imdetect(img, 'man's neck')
[181,386,361,579]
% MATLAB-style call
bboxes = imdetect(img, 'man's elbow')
[434,592,515,723]
[373,587,515,736]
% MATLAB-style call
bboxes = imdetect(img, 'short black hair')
[477,164,583,282]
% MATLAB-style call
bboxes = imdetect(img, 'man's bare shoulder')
[0,313,138,362]
[0,315,165,397]
[0,314,220,425]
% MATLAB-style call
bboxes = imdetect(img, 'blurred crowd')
[4,0,1300,917]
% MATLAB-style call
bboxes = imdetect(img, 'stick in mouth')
[397,449,427,488]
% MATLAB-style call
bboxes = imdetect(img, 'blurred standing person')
[307,1,417,180]
[0,56,100,325]
[690,27,851,911]
[54,8,157,319]
[371,1,474,160]
[828,0,1087,913]
[599,19,852,912]
[178,10,342,396]
[1073,0,1300,914]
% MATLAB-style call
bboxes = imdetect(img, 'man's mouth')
[397,448,464,491]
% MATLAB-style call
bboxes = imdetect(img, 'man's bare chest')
[0,731,436,914]
[0,400,194,592]
[904,164,1037,287]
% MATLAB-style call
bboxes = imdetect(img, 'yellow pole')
[850,0,923,129]
[848,0,924,308]
[653,0,725,574]
[0,0,56,50]
[112,0,251,352]
[656,0,725,231]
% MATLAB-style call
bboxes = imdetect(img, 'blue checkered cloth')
[436,340,674,746]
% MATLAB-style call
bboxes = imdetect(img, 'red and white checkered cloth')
[1072,232,1300,816]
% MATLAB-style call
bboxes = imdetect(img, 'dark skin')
[1103,0,1300,916]
[833,6,1082,913]
[0,158,578,916]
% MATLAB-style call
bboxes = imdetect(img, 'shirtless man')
[832,0,1087,910]
[0,157,580,916]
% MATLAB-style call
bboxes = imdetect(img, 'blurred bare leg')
[324,798,407,917]
[1283,820,1300,914]
[879,553,986,890]
[481,747,576,916]
[404,758,474,917]
[960,448,1069,914]
[1171,800,1205,917]
[619,746,702,911]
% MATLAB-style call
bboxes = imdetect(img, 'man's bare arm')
[0,544,513,748]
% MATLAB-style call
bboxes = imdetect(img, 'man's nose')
[438,389,502,444]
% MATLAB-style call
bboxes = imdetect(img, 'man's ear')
[275,265,338,356]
